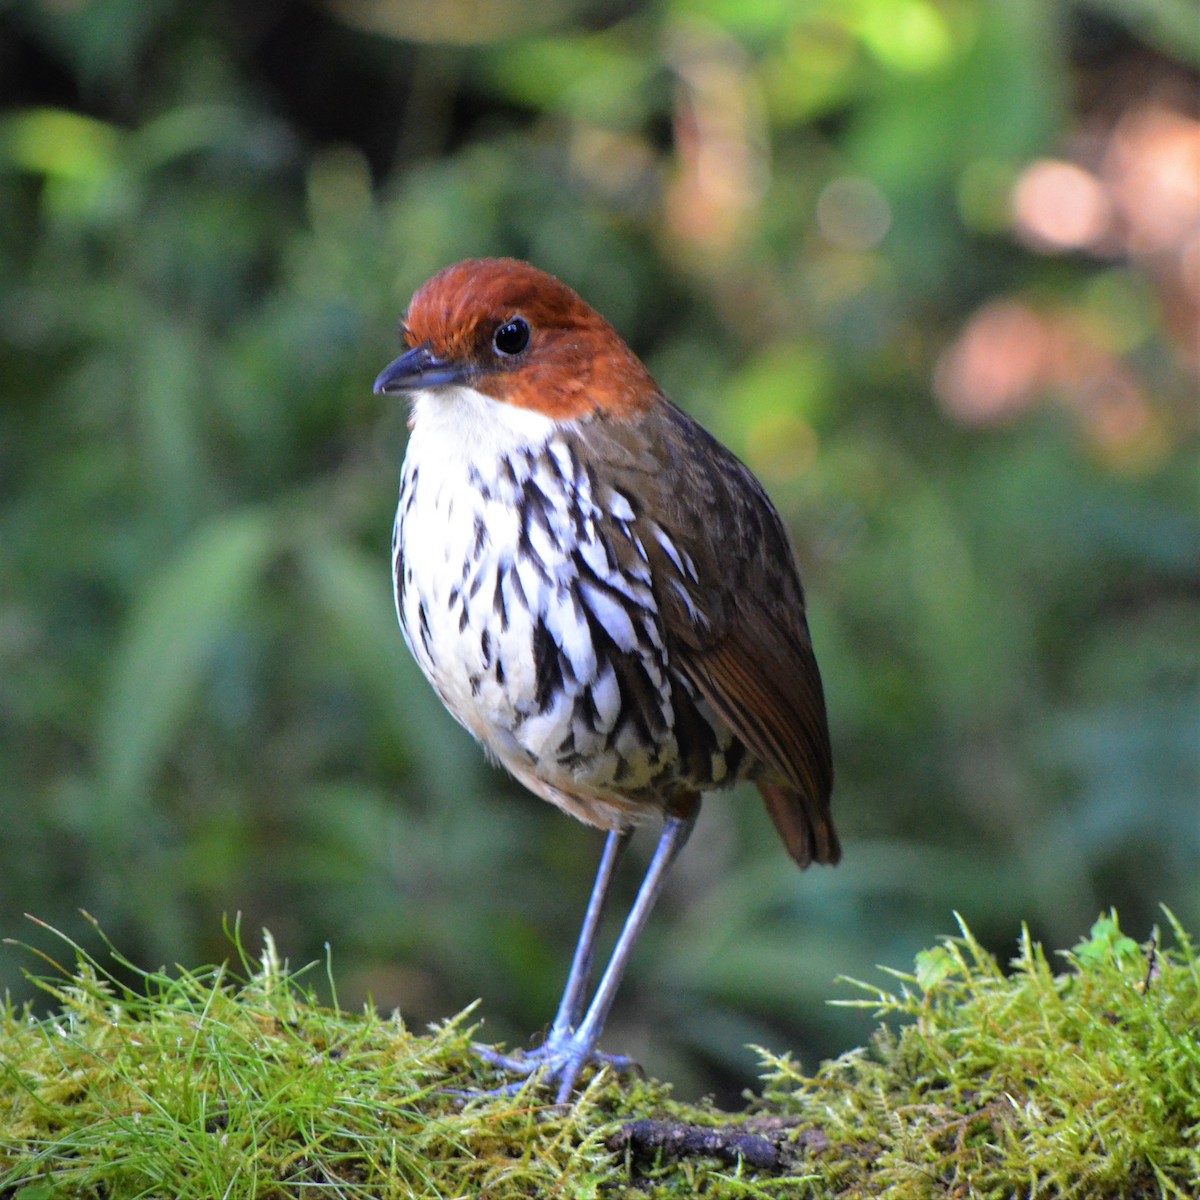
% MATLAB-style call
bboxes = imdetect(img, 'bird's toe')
[473,1036,640,1102]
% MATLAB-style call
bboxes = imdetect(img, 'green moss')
[757,911,1200,1198]
[2,912,1196,1198]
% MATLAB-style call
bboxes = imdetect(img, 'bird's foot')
[472,1036,641,1103]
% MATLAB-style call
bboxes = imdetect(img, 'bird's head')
[373,258,658,422]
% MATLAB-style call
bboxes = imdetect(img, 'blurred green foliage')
[1,0,1196,1102]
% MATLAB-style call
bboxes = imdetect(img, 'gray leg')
[477,826,630,1071]
[547,827,631,1041]
[475,806,698,1102]
[549,809,698,1102]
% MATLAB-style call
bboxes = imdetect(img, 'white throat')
[407,385,562,463]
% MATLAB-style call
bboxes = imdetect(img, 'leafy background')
[1,0,1196,1103]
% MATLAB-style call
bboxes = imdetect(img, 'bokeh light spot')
[1013,159,1112,252]
[816,176,891,250]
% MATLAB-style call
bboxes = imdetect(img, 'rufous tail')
[757,779,841,868]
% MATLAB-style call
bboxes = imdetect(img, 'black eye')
[493,317,530,357]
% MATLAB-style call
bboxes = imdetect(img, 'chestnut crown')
[375,258,659,421]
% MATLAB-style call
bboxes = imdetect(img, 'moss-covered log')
[2,911,1197,1199]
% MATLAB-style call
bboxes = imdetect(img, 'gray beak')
[373,344,470,394]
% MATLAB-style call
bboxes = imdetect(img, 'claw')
[472,1038,641,1103]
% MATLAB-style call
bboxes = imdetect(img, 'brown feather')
[583,398,838,868]
[758,779,841,867]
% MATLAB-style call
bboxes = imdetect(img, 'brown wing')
[591,399,839,867]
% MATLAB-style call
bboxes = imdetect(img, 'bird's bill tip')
[373,345,467,395]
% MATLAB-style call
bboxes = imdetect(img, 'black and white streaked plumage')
[394,391,760,832]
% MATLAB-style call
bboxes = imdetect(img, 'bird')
[374,258,838,1102]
